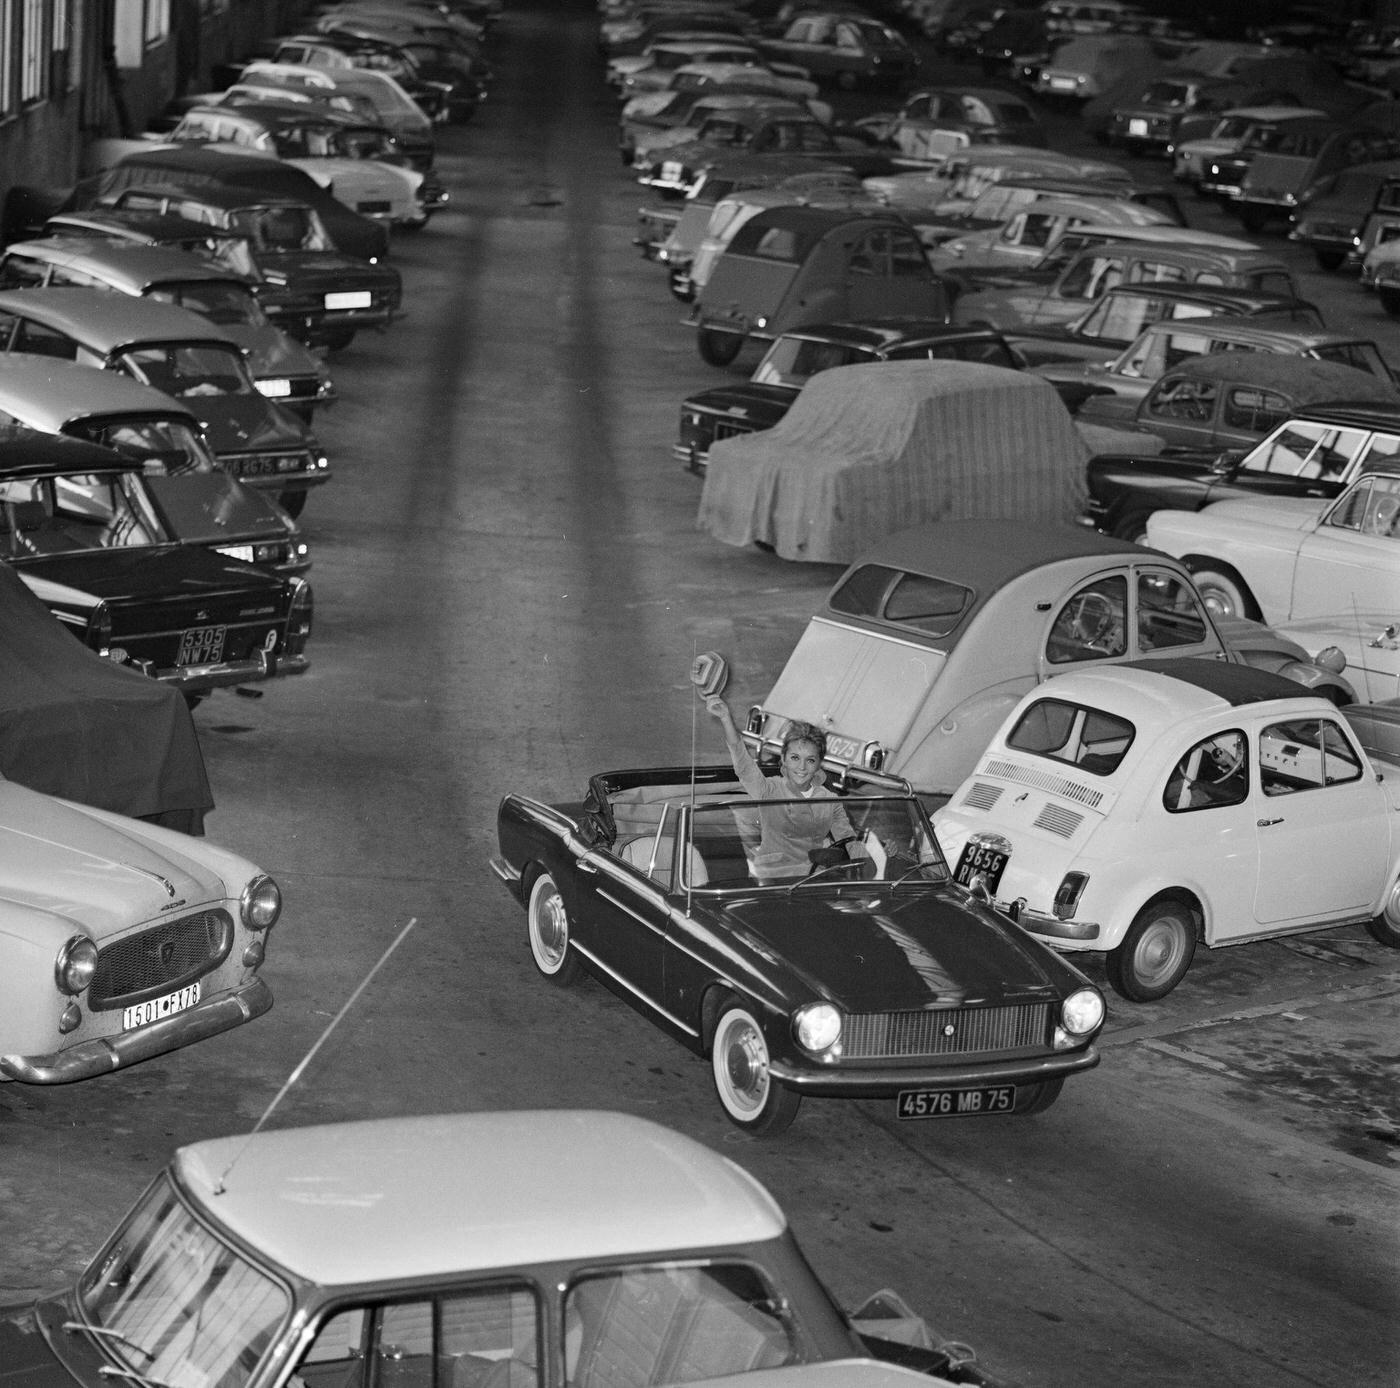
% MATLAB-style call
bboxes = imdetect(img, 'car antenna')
[212,915,419,1195]
[688,649,729,918]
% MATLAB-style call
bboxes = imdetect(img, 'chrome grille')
[1033,804,1085,837]
[981,759,1104,809]
[89,910,234,1010]
[962,782,1003,811]
[844,1003,1052,1058]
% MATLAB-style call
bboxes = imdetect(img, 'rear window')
[1006,698,1136,776]
[731,220,821,262]
[829,563,972,636]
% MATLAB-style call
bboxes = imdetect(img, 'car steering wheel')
[1200,739,1244,783]
[1064,591,1119,650]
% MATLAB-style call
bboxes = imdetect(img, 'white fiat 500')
[932,659,1400,1001]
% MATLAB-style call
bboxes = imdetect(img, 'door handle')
[578,860,599,874]
[1257,818,1283,827]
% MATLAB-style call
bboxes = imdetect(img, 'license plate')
[1127,118,1148,137]
[216,545,255,563]
[324,290,372,310]
[178,624,226,665]
[661,161,683,182]
[123,982,201,1031]
[896,1085,1016,1119]
[1048,76,1075,90]
[954,842,1008,893]
[824,733,861,763]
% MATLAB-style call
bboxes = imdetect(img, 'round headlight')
[240,875,282,931]
[793,1002,842,1052]
[55,935,98,995]
[1061,987,1105,1037]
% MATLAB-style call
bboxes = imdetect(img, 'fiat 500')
[0,776,281,1083]
[745,522,1356,799]
[0,1109,1006,1386]
[493,763,1104,1136]
[932,660,1400,1000]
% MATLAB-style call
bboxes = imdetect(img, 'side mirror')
[1210,449,1246,476]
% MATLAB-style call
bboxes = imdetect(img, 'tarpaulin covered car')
[0,541,212,834]
[697,361,1093,563]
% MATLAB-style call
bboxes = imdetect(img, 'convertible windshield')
[75,1172,290,1388]
[678,796,949,888]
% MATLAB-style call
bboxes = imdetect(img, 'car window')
[1129,259,1188,285]
[0,253,49,288]
[1325,474,1400,536]
[7,315,78,359]
[1222,386,1290,434]
[1240,421,1370,479]
[1006,697,1135,775]
[828,562,972,634]
[889,230,931,277]
[1253,271,1295,296]
[943,337,1016,366]
[297,1284,540,1388]
[120,344,251,398]
[1058,254,1123,301]
[1046,575,1127,663]
[1260,718,1363,795]
[564,1264,795,1388]
[1136,571,1211,651]
[1163,730,1249,812]
[1311,340,1388,377]
[1355,430,1400,474]
[1143,375,1217,422]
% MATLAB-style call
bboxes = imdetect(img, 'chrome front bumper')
[770,1045,1099,1096]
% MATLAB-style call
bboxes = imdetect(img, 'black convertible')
[491,764,1105,1135]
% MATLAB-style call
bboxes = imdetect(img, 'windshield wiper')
[63,1322,155,1363]
[96,1367,176,1387]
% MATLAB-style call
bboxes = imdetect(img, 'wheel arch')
[1131,885,1205,942]
[1181,553,1260,614]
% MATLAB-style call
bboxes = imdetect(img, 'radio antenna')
[213,915,419,1194]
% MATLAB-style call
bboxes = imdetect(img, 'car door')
[1285,475,1400,700]
[1135,373,1221,451]
[844,228,933,318]
[1251,714,1389,926]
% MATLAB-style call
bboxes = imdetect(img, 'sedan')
[492,763,1104,1136]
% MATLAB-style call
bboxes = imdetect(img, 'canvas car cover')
[0,560,213,834]
[698,361,1091,563]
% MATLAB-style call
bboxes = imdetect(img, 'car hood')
[715,887,1064,1009]
[1190,494,1323,530]
[255,252,401,292]
[684,381,798,418]
[237,324,327,379]
[145,472,295,545]
[0,781,226,939]
[17,543,287,604]
[0,1300,72,1386]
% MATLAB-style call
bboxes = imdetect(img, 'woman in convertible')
[705,694,857,881]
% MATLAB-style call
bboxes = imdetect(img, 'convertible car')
[491,763,1105,1136]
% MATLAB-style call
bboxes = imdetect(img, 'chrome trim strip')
[570,941,698,1038]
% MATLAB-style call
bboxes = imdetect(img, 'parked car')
[1034,34,1159,104]
[876,85,1048,159]
[1145,469,1400,702]
[1008,281,1324,368]
[0,772,281,1082]
[689,206,951,365]
[1103,72,1283,156]
[1171,105,1324,188]
[0,288,330,516]
[72,181,401,351]
[951,231,1299,330]
[1037,317,1393,428]
[1197,109,1331,202]
[1099,351,1398,455]
[1288,159,1400,269]
[933,196,1171,270]
[161,102,447,229]
[947,171,1188,228]
[0,1111,1005,1387]
[757,12,921,91]
[931,661,1400,1001]
[494,765,1103,1133]
[1362,229,1400,315]
[0,236,337,423]
[622,83,824,166]
[0,355,309,573]
[1234,118,1400,233]
[0,449,212,832]
[743,521,1356,797]
[676,320,1031,472]
[699,362,1095,562]
[1086,396,1400,542]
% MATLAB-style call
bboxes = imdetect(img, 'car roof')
[1140,316,1372,350]
[738,204,907,237]
[5,237,248,290]
[0,287,239,350]
[0,354,199,427]
[1293,399,1400,431]
[186,101,363,133]
[1039,658,1322,718]
[831,519,1152,608]
[174,1110,788,1286]
[44,208,252,245]
[781,318,1001,349]
[1098,282,1303,309]
[1165,353,1397,402]
[101,178,311,215]
[1066,223,1261,251]
[0,421,135,476]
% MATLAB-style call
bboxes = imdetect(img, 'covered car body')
[689,206,951,365]
[698,362,1091,563]
[0,448,212,836]
[1034,34,1159,103]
